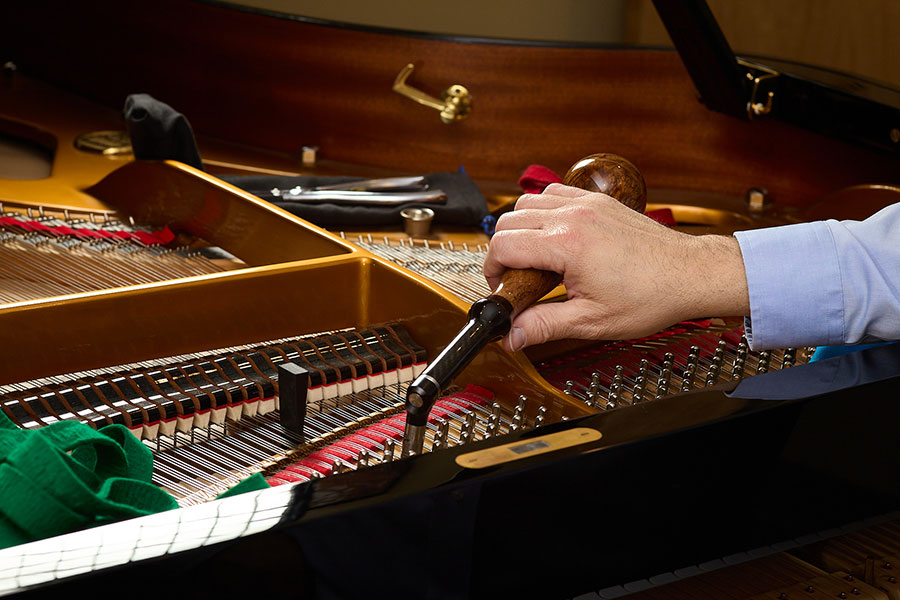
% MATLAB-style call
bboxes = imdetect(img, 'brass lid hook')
[392,63,472,124]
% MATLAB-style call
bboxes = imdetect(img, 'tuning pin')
[782,348,795,369]
[607,383,619,409]
[464,411,476,442]
[331,460,344,475]
[518,394,528,410]
[534,406,547,428]
[564,380,575,395]
[732,349,746,380]
[490,402,502,426]
[632,375,645,403]
[590,372,602,395]
[431,419,447,451]
[680,368,693,392]
[439,419,450,447]
[656,367,671,399]
[757,350,771,374]
[358,448,370,467]
[384,439,396,462]
[512,396,528,430]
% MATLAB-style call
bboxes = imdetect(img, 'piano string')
[0,203,233,303]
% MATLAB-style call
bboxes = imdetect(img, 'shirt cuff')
[734,222,843,350]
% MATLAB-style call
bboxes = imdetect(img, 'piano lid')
[653,0,900,155]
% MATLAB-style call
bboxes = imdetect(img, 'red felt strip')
[518,165,563,194]
[152,226,176,245]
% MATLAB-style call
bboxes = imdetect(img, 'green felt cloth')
[216,472,271,498]
[0,411,269,550]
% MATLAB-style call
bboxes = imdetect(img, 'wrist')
[681,234,750,320]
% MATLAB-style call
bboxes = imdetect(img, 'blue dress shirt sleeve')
[733,202,900,350]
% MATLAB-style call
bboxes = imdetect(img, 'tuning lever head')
[562,153,647,213]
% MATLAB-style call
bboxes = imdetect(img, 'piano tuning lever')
[401,153,647,457]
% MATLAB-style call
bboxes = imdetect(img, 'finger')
[502,300,593,351]
[483,229,568,284]
[513,192,572,211]
[494,208,552,232]
[543,183,593,198]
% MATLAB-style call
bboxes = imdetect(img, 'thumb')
[503,301,589,352]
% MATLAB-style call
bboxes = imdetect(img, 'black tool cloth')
[220,173,489,227]
[123,93,203,170]
[122,93,488,227]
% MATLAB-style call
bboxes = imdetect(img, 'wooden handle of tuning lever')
[489,153,648,315]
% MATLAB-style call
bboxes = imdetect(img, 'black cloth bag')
[123,93,489,228]
[219,172,488,228]
[124,93,203,170]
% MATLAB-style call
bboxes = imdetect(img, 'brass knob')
[392,63,472,124]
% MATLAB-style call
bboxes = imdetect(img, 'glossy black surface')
[5,344,900,599]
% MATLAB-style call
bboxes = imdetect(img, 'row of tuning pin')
[267,393,551,485]
[562,337,800,410]
[430,396,547,451]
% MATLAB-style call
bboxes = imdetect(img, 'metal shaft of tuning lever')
[401,153,648,457]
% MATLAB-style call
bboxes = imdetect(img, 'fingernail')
[508,327,526,352]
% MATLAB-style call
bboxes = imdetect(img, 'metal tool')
[268,175,442,205]
[271,175,428,196]
[271,189,446,205]
[313,175,428,192]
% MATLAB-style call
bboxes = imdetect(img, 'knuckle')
[494,212,514,231]
[549,222,584,249]
[488,229,512,248]
[543,183,567,195]
[566,203,596,220]
[514,193,540,209]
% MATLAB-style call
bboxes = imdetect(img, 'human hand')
[484,184,749,352]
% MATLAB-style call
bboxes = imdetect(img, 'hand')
[483,184,750,352]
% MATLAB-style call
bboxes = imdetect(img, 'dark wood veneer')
[1,0,897,204]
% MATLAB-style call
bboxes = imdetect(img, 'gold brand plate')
[455,427,602,469]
